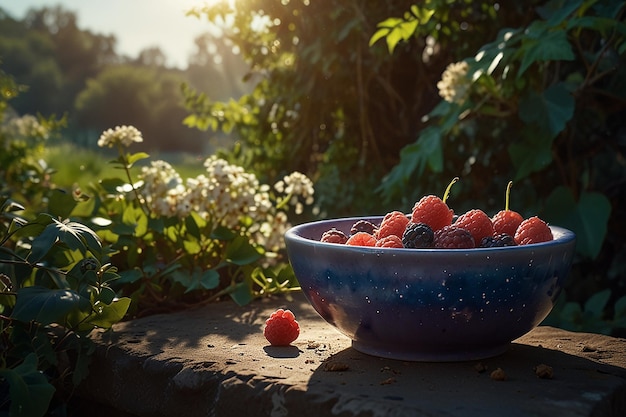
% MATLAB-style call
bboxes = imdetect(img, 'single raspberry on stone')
[480,233,516,248]
[320,228,349,244]
[454,209,494,244]
[375,235,404,248]
[402,222,434,248]
[263,308,300,346]
[433,225,475,249]
[492,181,523,236]
[411,177,458,231]
[377,211,410,239]
[350,220,378,236]
[346,231,377,247]
[514,216,553,245]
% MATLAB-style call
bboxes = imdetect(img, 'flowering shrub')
[84,125,314,313]
[0,111,64,207]
[436,61,471,105]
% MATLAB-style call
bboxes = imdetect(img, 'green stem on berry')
[442,177,459,203]
[505,180,513,211]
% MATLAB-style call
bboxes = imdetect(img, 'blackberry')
[480,233,516,248]
[321,228,349,244]
[350,220,377,236]
[433,225,475,249]
[402,222,434,249]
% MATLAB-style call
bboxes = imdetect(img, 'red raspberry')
[411,195,454,231]
[346,232,377,247]
[493,181,524,236]
[264,308,300,346]
[514,216,553,245]
[375,235,404,248]
[433,225,475,249]
[454,209,494,244]
[320,228,349,244]
[492,210,524,237]
[377,211,410,239]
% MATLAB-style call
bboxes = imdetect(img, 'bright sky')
[1,0,217,68]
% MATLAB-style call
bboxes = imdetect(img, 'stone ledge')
[78,293,626,417]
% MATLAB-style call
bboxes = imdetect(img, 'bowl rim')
[285,215,576,253]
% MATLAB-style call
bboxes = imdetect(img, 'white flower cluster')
[274,171,315,215]
[140,160,185,217]
[1,115,49,148]
[98,125,144,148]
[437,61,471,104]
[135,155,315,253]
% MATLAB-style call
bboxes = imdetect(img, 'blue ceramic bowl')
[285,216,576,362]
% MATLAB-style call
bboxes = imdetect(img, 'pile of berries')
[319,180,554,249]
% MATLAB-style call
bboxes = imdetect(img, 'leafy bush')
[1,67,130,414]
[0,195,130,415]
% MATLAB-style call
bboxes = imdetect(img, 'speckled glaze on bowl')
[285,216,576,362]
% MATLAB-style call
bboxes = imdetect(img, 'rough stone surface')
[79,293,626,417]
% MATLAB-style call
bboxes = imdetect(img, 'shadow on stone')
[263,345,301,358]
[302,341,626,417]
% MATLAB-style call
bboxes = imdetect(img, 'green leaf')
[567,16,626,34]
[385,26,403,54]
[536,0,583,25]
[122,205,148,237]
[612,296,626,320]
[543,187,611,259]
[57,220,102,257]
[199,269,221,290]
[583,289,611,318]
[99,177,128,194]
[210,225,237,240]
[28,222,60,262]
[410,5,435,24]
[399,126,442,177]
[84,297,131,328]
[0,353,55,417]
[171,268,220,293]
[225,236,262,266]
[229,281,254,306]
[127,152,150,166]
[117,268,143,284]
[519,82,575,136]
[559,301,582,324]
[11,287,85,325]
[370,16,419,54]
[185,214,202,240]
[379,125,445,202]
[72,341,95,386]
[508,129,554,180]
[183,238,202,255]
[47,189,77,219]
[517,28,575,77]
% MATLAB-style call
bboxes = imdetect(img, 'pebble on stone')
[490,367,507,381]
[534,363,554,379]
